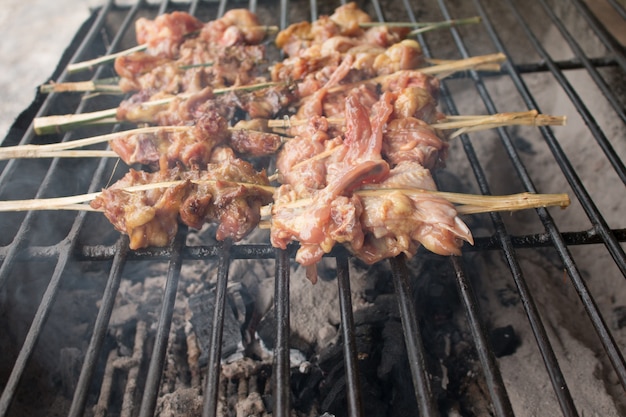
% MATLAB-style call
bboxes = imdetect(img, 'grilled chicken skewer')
[33,53,505,135]
[3,111,564,165]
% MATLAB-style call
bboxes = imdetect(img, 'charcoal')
[187,287,244,366]
[490,325,520,358]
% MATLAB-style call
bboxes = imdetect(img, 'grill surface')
[0,0,625,416]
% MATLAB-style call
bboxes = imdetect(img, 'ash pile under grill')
[71,226,513,417]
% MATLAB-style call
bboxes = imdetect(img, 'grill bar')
[427,0,581,413]
[273,248,291,417]
[4,226,626,264]
[138,226,185,417]
[202,240,233,417]
[509,1,626,185]
[409,1,516,414]
[481,0,626,277]
[474,0,626,390]
[389,256,439,417]
[336,255,363,417]
[68,237,129,417]
[475,0,626,387]
[451,257,515,417]
[570,0,626,72]
[606,0,626,20]
[534,0,625,125]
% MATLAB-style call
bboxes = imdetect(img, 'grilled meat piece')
[90,159,273,249]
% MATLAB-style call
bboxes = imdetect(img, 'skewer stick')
[40,78,123,94]
[430,110,567,138]
[35,54,504,135]
[0,126,190,161]
[423,58,501,72]
[67,44,148,74]
[66,26,279,74]
[16,110,563,162]
[260,190,569,216]
[325,53,506,95]
[267,110,565,131]
[33,82,282,135]
[0,182,568,218]
[42,61,217,94]
[359,16,480,30]
[2,125,293,161]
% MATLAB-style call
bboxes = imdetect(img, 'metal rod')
[389,256,439,417]
[476,0,626,393]
[506,0,626,185]
[415,0,581,413]
[336,255,363,417]
[202,239,233,417]
[569,0,626,72]
[273,248,291,417]
[535,0,625,124]
[68,237,129,417]
[450,257,514,417]
[138,227,186,417]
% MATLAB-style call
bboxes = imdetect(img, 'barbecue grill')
[0,0,625,416]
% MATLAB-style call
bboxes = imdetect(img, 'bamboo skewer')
[66,26,279,74]
[8,111,564,161]
[65,17,478,75]
[1,125,294,161]
[267,110,566,133]
[325,52,506,96]
[0,126,190,160]
[33,82,281,135]
[33,54,505,135]
[0,185,569,217]
[40,78,123,94]
[67,44,148,74]
[358,17,481,35]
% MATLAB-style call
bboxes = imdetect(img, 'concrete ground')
[0,0,99,140]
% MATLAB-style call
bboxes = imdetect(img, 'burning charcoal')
[317,320,389,417]
[187,287,244,365]
[489,325,520,358]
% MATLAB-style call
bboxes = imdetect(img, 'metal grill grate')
[0,0,625,416]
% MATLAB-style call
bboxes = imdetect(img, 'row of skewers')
[1,3,569,276]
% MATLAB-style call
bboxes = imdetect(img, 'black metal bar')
[507,0,626,185]
[421,0,581,413]
[514,56,621,73]
[606,0,626,21]
[0,1,140,299]
[138,227,186,417]
[370,0,385,22]
[477,0,626,276]
[217,0,228,19]
[569,0,626,72]
[279,0,288,31]
[273,248,291,417]
[68,237,129,417]
[389,256,439,417]
[336,255,363,417]
[450,257,515,417]
[202,239,233,417]
[310,0,318,22]
[536,0,625,124]
[476,0,626,391]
